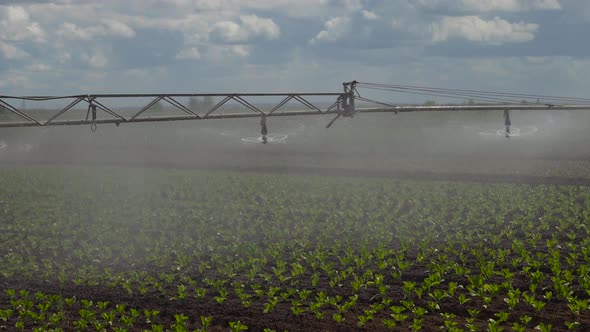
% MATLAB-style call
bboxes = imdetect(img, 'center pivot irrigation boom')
[1,81,589,139]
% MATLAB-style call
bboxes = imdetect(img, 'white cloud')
[0,6,46,42]
[0,0,587,99]
[57,22,94,40]
[416,0,562,12]
[27,3,100,23]
[343,0,364,11]
[57,20,136,40]
[124,0,333,18]
[211,21,246,42]
[206,44,250,59]
[85,52,108,68]
[101,19,136,38]
[0,41,29,59]
[361,10,379,20]
[466,0,562,11]
[27,63,51,72]
[239,15,280,40]
[122,14,201,32]
[230,44,250,57]
[210,15,280,43]
[310,16,351,44]
[431,16,538,45]
[176,47,201,60]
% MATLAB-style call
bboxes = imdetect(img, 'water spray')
[260,115,268,144]
[504,109,511,139]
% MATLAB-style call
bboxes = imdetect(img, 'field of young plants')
[1,165,590,331]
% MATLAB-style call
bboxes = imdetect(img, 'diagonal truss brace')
[130,95,202,120]
[89,97,127,122]
[130,96,164,120]
[44,96,85,125]
[0,92,345,128]
[2,87,587,129]
[0,99,42,125]
[268,95,326,115]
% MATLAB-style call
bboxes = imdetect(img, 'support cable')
[358,82,590,105]
[358,86,526,105]
[359,82,590,103]
[355,96,399,114]
[358,85,544,105]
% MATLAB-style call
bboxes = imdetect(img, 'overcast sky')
[0,0,589,100]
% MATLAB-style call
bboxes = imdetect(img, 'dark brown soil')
[2,256,590,331]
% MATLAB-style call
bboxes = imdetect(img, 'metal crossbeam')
[0,92,343,128]
[0,104,588,128]
[0,87,589,129]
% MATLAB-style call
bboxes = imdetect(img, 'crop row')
[0,166,589,330]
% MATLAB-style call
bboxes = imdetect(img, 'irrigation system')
[1,81,589,139]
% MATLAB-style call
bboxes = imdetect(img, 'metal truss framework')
[0,81,589,129]
[0,92,350,129]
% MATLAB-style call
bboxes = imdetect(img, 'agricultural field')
[1,165,590,331]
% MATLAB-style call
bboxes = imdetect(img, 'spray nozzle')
[260,115,268,144]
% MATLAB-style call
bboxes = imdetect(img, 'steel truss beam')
[0,92,343,128]
[0,92,588,129]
